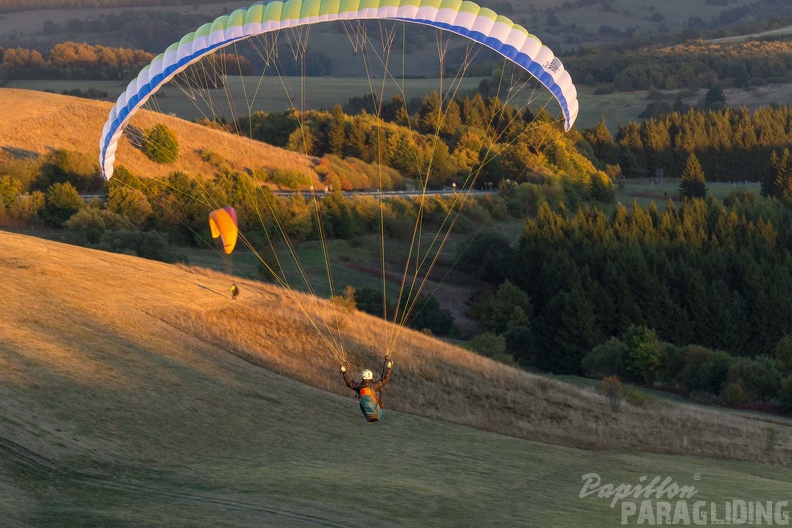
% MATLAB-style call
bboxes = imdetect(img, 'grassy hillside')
[0,88,317,182]
[2,230,792,526]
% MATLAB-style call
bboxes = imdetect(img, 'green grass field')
[7,75,489,120]
[616,179,761,209]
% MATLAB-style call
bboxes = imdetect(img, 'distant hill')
[0,88,317,182]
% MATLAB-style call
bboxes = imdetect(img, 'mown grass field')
[2,230,792,526]
[616,179,762,209]
[15,75,792,133]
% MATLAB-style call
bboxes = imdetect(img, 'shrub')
[105,185,152,227]
[600,376,624,412]
[405,294,454,336]
[656,343,686,386]
[332,285,357,313]
[64,208,135,245]
[96,229,177,263]
[778,375,792,412]
[143,124,179,164]
[36,149,102,192]
[471,332,506,358]
[679,345,711,393]
[581,337,628,378]
[773,335,792,375]
[354,287,385,317]
[264,168,310,189]
[622,325,663,384]
[696,350,734,395]
[725,356,782,403]
[0,176,21,208]
[42,182,82,226]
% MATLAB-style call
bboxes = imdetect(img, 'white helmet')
[361,369,374,380]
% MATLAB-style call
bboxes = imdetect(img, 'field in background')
[616,179,761,208]
[1,230,792,526]
[13,77,792,132]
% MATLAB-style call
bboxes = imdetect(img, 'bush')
[656,343,686,386]
[354,287,385,317]
[600,376,624,412]
[64,208,135,245]
[778,375,792,412]
[264,168,311,189]
[36,149,102,193]
[96,229,177,263]
[696,350,734,395]
[679,345,712,393]
[0,176,21,208]
[405,294,454,336]
[471,332,506,358]
[773,335,792,375]
[581,337,628,378]
[622,325,663,384]
[106,185,152,227]
[725,356,782,403]
[143,124,179,164]
[42,182,82,226]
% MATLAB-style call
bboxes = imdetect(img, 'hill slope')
[1,230,792,526]
[0,88,316,181]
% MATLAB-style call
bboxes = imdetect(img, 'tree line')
[460,195,792,376]
[584,105,792,189]
[223,93,614,204]
[0,43,152,82]
[565,40,792,92]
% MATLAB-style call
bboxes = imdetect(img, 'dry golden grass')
[1,229,789,467]
[168,292,792,463]
[0,88,318,183]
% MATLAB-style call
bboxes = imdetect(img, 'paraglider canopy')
[98,0,579,181]
[209,206,239,255]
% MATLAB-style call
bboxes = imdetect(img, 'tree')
[769,148,792,199]
[42,182,82,226]
[64,208,135,245]
[417,91,442,135]
[622,325,663,384]
[143,124,179,164]
[327,104,347,156]
[0,176,21,208]
[678,153,706,199]
[475,280,532,334]
[106,185,152,227]
[773,335,792,375]
[704,85,726,109]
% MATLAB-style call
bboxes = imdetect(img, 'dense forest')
[566,40,792,92]
[585,106,792,187]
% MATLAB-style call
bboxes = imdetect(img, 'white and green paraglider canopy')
[99,0,579,181]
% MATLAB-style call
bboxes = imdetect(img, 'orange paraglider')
[208,206,238,255]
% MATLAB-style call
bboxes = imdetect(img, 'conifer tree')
[679,153,707,199]
[770,148,792,199]
[328,104,346,156]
